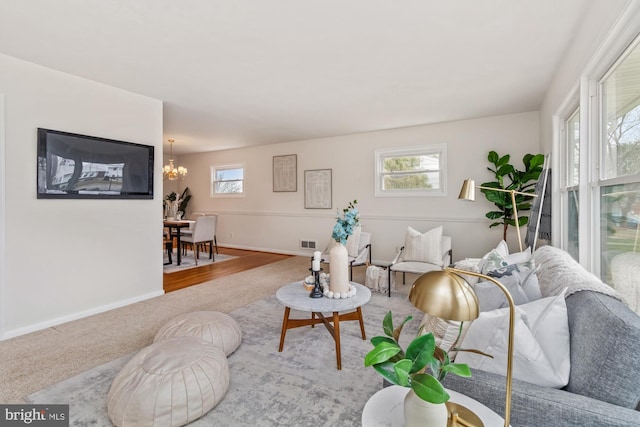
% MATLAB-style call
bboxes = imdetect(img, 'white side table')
[362,385,505,427]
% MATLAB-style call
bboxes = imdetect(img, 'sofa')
[442,245,640,427]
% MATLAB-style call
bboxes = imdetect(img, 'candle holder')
[308,268,324,298]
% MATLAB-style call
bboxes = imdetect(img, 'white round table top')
[276,281,371,312]
[362,385,506,427]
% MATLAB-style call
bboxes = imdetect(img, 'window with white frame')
[211,163,245,197]
[565,107,580,260]
[558,31,640,314]
[374,144,447,197]
[598,37,640,287]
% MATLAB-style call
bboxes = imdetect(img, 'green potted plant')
[365,311,486,426]
[481,151,544,241]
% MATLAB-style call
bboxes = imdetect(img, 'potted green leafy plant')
[365,311,486,426]
[482,150,544,241]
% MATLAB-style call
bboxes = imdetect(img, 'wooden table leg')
[333,311,341,370]
[278,307,291,352]
[311,311,315,328]
[357,306,366,340]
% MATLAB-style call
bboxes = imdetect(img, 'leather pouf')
[154,311,242,356]
[107,337,229,427]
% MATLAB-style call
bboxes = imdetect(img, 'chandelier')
[163,139,187,181]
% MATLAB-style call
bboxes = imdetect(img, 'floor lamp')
[409,268,515,427]
[458,179,538,253]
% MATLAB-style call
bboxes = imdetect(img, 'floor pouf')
[107,337,229,427]
[154,311,242,356]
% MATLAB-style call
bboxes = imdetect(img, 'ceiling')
[0,1,602,154]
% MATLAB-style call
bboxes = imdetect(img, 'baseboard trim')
[0,290,165,341]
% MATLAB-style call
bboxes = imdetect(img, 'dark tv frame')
[37,128,154,199]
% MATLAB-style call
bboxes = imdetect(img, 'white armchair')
[388,226,452,297]
[322,231,372,280]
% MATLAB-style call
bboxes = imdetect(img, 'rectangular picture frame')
[304,169,332,209]
[273,154,297,192]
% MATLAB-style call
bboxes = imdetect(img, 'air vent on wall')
[300,240,317,249]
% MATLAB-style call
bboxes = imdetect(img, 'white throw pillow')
[504,247,532,265]
[401,226,443,266]
[456,290,570,388]
[345,225,362,258]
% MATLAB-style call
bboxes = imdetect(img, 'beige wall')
[0,54,164,339]
[177,111,540,263]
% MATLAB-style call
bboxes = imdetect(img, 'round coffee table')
[276,281,371,370]
[362,385,506,427]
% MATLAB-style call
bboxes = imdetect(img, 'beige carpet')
[0,256,415,404]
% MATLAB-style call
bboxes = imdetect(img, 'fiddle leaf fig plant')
[482,151,544,241]
[364,311,473,404]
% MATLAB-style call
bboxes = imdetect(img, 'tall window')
[211,163,245,197]
[598,37,640,288]
[374,144,447,197]
[565,107,580,260]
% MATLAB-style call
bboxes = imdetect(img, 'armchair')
[388,226,452,297]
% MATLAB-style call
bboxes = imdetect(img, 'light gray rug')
[163,251,236,273]
[26,291,422,426]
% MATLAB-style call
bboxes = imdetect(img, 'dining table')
[163,220,194,265]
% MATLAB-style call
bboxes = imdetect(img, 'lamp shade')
[458,179,476,201]
[408,270,480,321]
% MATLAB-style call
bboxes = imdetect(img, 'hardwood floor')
[163,247,292,293]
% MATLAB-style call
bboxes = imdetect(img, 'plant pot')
[404,389,448,427]
[329,243,350,294]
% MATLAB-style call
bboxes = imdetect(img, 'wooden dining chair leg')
[214,236,219,254]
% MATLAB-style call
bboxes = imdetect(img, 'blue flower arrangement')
[332,200,359,245]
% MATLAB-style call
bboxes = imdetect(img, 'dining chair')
[180,215,216,265]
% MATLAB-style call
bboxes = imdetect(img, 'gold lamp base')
[446,401,484,427]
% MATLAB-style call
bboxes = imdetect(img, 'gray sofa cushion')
[565,291,640,409]
[442,369,640,427]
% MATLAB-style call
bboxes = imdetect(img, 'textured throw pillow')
[402,226,443,265]
[456,290,570,388]
[345,225,362,258]
[453,258,482,285]
[419,314,471,360]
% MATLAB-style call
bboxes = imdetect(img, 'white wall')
[0,54,164,339]
[539,0,630,152]
[179,112,540,263]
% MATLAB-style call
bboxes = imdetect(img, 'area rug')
[26,291,423,426]
[163,251,236,273]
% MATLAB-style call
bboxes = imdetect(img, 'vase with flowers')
[329,200,359,295]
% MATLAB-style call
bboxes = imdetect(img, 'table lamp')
[409,267,515,427]
[459,178,537,252]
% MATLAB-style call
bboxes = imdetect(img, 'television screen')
[37,128,154,199]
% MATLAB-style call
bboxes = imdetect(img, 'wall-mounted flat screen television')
[37,128,154,199]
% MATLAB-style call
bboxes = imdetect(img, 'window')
[565,107,580,260]
[598,37,640,286]
[374,144,447,197]
[211,163,245,197]
[558,30,640,314]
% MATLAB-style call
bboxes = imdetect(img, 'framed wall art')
[304,169,332,209]
[273,154,297,192]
